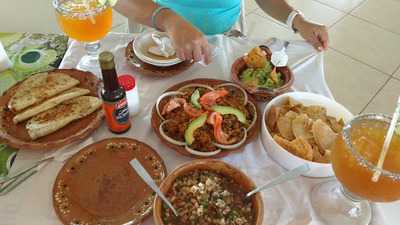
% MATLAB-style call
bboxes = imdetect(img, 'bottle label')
[103,98,131,133]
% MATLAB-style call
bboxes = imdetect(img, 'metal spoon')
[246,164,310,198]
[129,159,178,216]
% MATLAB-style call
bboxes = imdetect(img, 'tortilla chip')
[267,105,281,131]
[292,114,313,140]
[277,111,298,140]
[312,119,337,150]
[290,137,314,161]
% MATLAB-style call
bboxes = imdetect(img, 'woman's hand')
[159,10,211,64]
[293,16,329,51]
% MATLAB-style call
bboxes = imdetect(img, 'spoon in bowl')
[130,159,178,216]
[246,163,310,198]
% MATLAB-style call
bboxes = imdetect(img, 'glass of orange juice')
[310,113,400,225]
[53,0,112,76]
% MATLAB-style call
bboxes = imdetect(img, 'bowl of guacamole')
[231,46,294,102]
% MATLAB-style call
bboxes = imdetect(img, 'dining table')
[0,32,393,225]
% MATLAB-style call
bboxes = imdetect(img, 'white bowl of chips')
[261,92,353,178]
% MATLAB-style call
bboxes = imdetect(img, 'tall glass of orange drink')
[311,114,400,225]
[53,0,112,76]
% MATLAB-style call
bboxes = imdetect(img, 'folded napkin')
[148,32,176,58]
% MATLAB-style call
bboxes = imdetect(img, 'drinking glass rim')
[342,113,400,181]
[53,0,109,17]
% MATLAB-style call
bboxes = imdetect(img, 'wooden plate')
[53,137,167,225]
[151,78,261,158]
[125,40,193,77]
[0,69,104,150]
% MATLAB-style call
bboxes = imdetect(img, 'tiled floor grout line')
[360,76,392,113]
[327,11,349,29]
[328,48,393,77]
[392,64,400,77]
[312,0,368,14]
[347,14,400,37]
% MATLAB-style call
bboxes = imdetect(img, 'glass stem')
[85,41,100,57]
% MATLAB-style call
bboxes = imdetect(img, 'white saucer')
[133,31,183,67]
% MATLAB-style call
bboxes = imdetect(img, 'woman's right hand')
[159,10,211,64]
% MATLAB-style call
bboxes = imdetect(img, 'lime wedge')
[98,0,117,7]
[396,123,400,136]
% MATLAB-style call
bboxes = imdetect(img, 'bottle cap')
[118,74,136,91]
[99,51,115,70]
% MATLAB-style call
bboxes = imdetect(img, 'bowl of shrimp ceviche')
[151,79,260,158]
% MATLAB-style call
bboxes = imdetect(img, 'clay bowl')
[150,78,261,158]
[153,159,264,225]
[125,40,193,78]
[231,46,294,102]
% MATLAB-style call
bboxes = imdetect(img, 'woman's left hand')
[293,16,329,51]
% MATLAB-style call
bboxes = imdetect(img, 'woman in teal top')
[154,0,241,35]
[116,0,328,64]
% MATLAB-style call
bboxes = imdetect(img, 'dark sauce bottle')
[99,51,131,134]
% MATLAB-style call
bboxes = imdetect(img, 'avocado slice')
[191,89,201,109]
[184,114,207,145]
[212,105,247,124]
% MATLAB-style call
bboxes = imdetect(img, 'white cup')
[0,41,12,72]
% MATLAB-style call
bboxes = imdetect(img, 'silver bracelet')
[286,10,304,33]
[151,6,170,31]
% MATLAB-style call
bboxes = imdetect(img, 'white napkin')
[149,32,175,58]
[0,41,12,72]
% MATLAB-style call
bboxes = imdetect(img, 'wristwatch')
[286,10,304,33]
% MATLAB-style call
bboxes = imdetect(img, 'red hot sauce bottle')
[99,51,131,133]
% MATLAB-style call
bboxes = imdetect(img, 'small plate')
[53,137,167,225]
[133,31,182,67]
[125,41,193,77]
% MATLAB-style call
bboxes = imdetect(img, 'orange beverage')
[332,118,400,202]
[55,0,112,42]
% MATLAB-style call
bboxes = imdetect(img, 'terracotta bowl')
[153,159,264,225]
[231,46,294,102]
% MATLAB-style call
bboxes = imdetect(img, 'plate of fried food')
[231,46,294,102]
[261,92,353,177]
[151,79,260,158]
[0,69,104,150]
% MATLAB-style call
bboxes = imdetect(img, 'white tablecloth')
[0,33,386,225]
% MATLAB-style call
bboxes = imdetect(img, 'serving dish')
[0,69,104,150]
[53,137,167,225]
[231,46,294,102]
[151,78,260,158]
[153,159,264,225]
[261,92,353,177]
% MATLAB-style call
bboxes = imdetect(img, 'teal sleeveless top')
[155,0,241,35]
